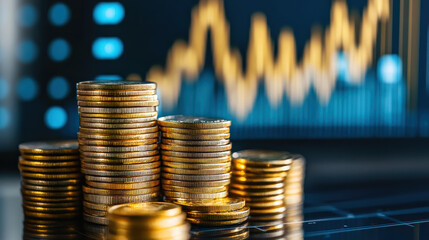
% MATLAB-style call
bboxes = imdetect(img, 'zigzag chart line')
[146,0,390,119]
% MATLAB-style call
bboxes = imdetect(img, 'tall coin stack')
[108,202,190,240]
[158,115,232,201]
[77,81,161,225]
[230,150,304,239]
[18,141,81,239]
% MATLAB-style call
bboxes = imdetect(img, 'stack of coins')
[18,141,81,239]
[108,202,190,240]
[77,81,161,225]
[171,198,249,239]
[158,116,232,201]
[230,150,304,239]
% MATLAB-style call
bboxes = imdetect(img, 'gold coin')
[160,127,229,135]
[78,132,159,140]
[22,179,81,186]
[23,200,80,208]
[232,150,293,165]
[162,172,230,181]
[22,195,81,203]
[80,150,159,158]
[22,184,80,192]
[83,201,111,211]
[230,182,284,190]
[249,213,287,221]
[85,174,159,183]
[19,140,78,155]
[79,126,158,135]
[21,154,79,161]
[161,143,232,153]
[161,155,231,163]
[80,116,157,124]
[82,155,160,164]
[23,210,80,219]
[78,100,159,107]
[240,195,285,202]
[158,116,231,129]
[20,172,81,180]
[84,206,107,217]
[83,185,159,195]
[80,121,157,129]
[250,206,287,215]
[232,162,290,172]
[78,138,158,146]
[246,200,285,208]
[78,95,158,102]
[163,166,230,175]
[161,138,230,146]
[77,81,156,91]
[77,89,156,96]
[162,132,229,140]
[231,171,288,178]
[83,213,108,225]
[23,205,80,213]
[162,179,230,188]
[86,180,160,190]
[79,144,158,153]
[163,190,228,199]
[192,223,248,237]
[162,185,227,193]
[171,197,245,212]
[19,165,80,173]
[229,188,284,197]
[79,112,157,119]
[19,159,79,168]
[82,161,160,171]
[108,202,182,218]
[162,161,230,169]
[81,167,160,177]
[109,221,190,237]
[231,176,284,183]
[186,217,247,226]
[78,106,157,114]
[84,192,159,205]
[161,150,230,158]
[21,189,81,198]
[187,206,249,221]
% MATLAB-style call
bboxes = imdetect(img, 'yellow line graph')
[146,0,390,119]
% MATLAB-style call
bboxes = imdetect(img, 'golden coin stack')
[158,115,232,201]
[108,202,190,240]
[171,198,250,239]
[18,141,81,239]
[230,150,304,239]
[77,81,161,225]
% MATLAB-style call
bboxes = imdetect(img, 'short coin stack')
[108,202,190,240]
[230,150,300,239]
[18,141,81,239]
[158,116,232,201]
[77,81,161,225]
[171,198,250,239]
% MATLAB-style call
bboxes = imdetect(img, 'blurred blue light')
[49,3,70,26]
[336,52,350,83]
[19,4,39,27]
[377,55,402,84]
[0,107,10,129]
[48,38,71,62]
[18,40,38,63]
[93,2,125,25]
[0,78,9,100]
[48,76,69,100]
[95,75,123,81]
[92,37,123,59]
[45,106,67,129]
[17,77,38,101]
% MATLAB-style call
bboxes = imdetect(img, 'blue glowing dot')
[45,106,67,129]
[378,55,402,84]
[18,40,38,63]
[0,78,9,100]
[49,3,70,26]
[92,37,123,60]
[93,2,125,25]
[48,76,69,100]
[48,38,71,62]
[336,52,350,83]
[95,75,123,81]
[0,107,10,129]
[17,77,38,101]
[19,4,39,27]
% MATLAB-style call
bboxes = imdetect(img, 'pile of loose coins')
[108,202,190,240]
[230,150,305,239]
[18,141,81,239]
[77,81,161,225]
[158,116,232,201]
